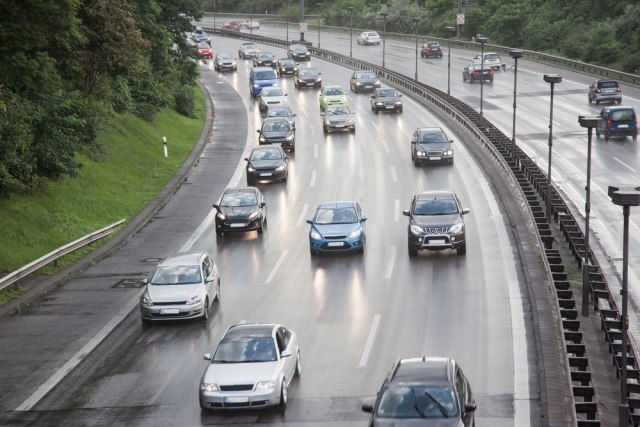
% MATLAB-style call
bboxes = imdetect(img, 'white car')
[258,87,288,114]
[242,19,260,29]
[357,31,381,45]
[473,52,505,71]
[200,323,301,412]
[139,252,220,323]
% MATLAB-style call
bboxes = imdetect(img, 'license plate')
[224,396,249,403]
[365,85,372,88]
[327,242,344,247]
[161,308,180,314]
[260,172,272,176]
[618,124,628,128]
[230,223,246,228]
[386,106,395,109]
[429,156,441,160]
[335,124,345,128]
[429,239,446,245]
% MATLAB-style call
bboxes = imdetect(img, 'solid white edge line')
[265,250,288,284]
[394,199,400,222]
[359,314,381,367]
[310,170,317,187]
[15,289,145,411]
[297,204,309,227]
[384,246,396,279]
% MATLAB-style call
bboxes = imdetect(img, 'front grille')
[153,301,187,306]
[422,227,450,234]
[304,79,316,84]
[220,384,254,391]
[325,235,348,239]
[427,150,443,156]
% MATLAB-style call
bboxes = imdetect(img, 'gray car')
[350,70,381,93]
[410,127,454,165]
[258,87,288,114]
[322,104,356,134]
[238,42,260,59]
[140,252,220,323]
[200,323,301,412]
[370,88,403,114]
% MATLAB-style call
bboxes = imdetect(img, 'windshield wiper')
[423,390,450,418]
[411,388,428,418]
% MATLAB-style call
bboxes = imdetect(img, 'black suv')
[257,117,296,152]
[370,88,403,114]
[362,357,476,426]
[588,79,621,104]
[403,190,470,257]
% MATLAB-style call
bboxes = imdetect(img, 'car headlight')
[376,102,384,106]
[324,119,331,125]
[248,211,260,220]
[375,82,381,87]
[216,212,226,221]
[186,295,202,305]
[348,228,362,238]
[247,166,255,172]
[346,119,355,125]
[410,225,423,234]
[317,77,322,82]
[256,381,275,391]
[445,149,454,156]
[141,293,154,307]
[285,135,294,141]
[395,101,402,105]
[310,230,321,240]
[294,67,298,71]
[201,383,219,392]
[417,151,426,157]
[253,83,261,88]
[449,223,464,233]
[259,135,266,143]
[275,165,285,172]
[355,82,362,86]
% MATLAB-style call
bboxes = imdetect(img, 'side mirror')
[292,113,297,117]
[244,157,249,161]
[361,217,367,222]
[256,130,261,134]
[320,113,325,117]
[212,204,220,211]
[464,402,477,412]
[281,350,292,358]
[450,139,454,143]
[203,353,212,361]
[361,398,375,413]
[306,219,313,225]
[205,274,216,283]
[402,209,410,217]
[318,72,322,75]
[260,202,266,208]
[462,208,470,215]
[143,278,149,284]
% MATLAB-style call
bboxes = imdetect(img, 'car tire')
[398,107,403,113]
[633,133,638,141]
[596,128,601,138]
[374,108,379,114]
[247,179,255,186]
[294,351,302,378]
[605,131,610,141]
[201,297,209,321]
[414,157,420,167]
[323,126,328,134]
[588,95,592,104]
[408,246,418,258]
[141,317,152,326]
[457,245,467,256]
[258,220,264,234]
[617,99,622,104]
[449,158,454,165]
[215,228,223,237]
[595,98,600,105]
[279,380,288,413]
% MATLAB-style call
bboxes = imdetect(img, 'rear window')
[611,109,635,121]
[599,81,618,89]
[485,53,500,60]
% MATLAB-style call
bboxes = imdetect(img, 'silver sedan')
[199,323,301,412]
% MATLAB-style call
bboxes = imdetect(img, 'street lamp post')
[299,0,306,42]
[380,12,389,68]
[348,7,355,58]
[543,74,562,220]
[213,0,216,28]
[509,49,523,159]
[285,1,290,41]
[608,184,640,427]
[445,26,454,96]
[316,3,322,48]
[579,116,600,317]
[475,35,488,116]
[250,3,254,36]
[413,17,421,81]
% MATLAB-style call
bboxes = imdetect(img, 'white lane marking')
[296,204,309,227]
[390,166,398,183]
[613,156,638,173]
[239,319,247,324]
[372,121,382,133]
[265,250,288,284]
[15,289,145,411]
[359,314,381,367]
[310,170,317,187]
[384,246,397,279]
[382,140,390,154]
[394,199,400,222]
[314,144,318,158]
[310,125,316,136]
[180,210,216,252]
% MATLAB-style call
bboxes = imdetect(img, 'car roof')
[596,79,618,83]
[252,145,283,152]
[417,127,445,134]
[159,251,204,267]
[323,84,342,89]
[242,42,257,46]
[317,201,357,209]
[602,106,635,112]
[223,186,258,196]
[416,190,455,200]
[252,66,276,72]
[225,323,277,338]
[391,357,453,385]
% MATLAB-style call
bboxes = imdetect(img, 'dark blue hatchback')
[307,201,367,255]
[597,106,637,140]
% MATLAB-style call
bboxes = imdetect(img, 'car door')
[277,327,296,380]
[455,367,474,426]
[202,256,212,299]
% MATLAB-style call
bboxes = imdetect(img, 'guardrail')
[0,219,126,292]
[208,25,640,425]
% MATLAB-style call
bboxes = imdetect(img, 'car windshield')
[485,53,500,60]
[378,89,397,97]
[243,43,257,50]
[259,53,273,59]
[376,386,459,419]
[220,192,258,207]
[218,54,232,60]
[414,198,458,215]
[292,46,307,53]
[314,207,358,224]
[151,265,202,285]
[599,81,618,89]
[327,106,351,115]
[267,107,292,118]
[198,43,209,49]
[263,120,290,132]
[261,88,284,97]
[419,132,447,143]
[299,69,317,76]
[213,337,277,363]
[356,71,376,79]
[254,70,277,80]
[251,149,283,161]
[324,88,344,96]
[611,110,635,121]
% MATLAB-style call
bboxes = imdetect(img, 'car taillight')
[490,69,494,75]
[471,70,478,75]
[617,87,621,92]
[607,117,611,129]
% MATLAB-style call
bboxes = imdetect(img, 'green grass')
[0,87,206,274]
[0,285,26,305]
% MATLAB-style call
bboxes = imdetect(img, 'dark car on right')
[245,145,288,185]
[403,190,470,257]
[410,127,454,166]
[294,68,322,89]
[588,79,622,104]
[288,43,311,61]
[596,106,637,140]
[362,357,476,426]
[257,117,296,152]
[421,41,443,58]
[462,63,493,83]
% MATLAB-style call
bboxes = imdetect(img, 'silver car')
[200,323,302,412]
[139,252,220,323]
[322,104,356,133]
[258,87,288,114]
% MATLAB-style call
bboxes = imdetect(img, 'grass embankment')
[0,88,206,303]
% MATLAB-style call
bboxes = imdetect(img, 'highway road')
[0,34,545,425]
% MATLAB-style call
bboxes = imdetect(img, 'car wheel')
[215,228,223,237]
[201,297,209,321]
[351,127,356,133]
[588,95,592,104]
[617,99,622,104]
[323,126,328,134]
[605,131,610,141]
[374,108,379,114]
[408,246,418,258]
[279,380,288,413]
[398,107,403,113]
[633,133,638,141]
[457,244,467,256]
[414,157,420,167]
[449,158,454,165]
[257,220,264,234]
[141,317,152,326]
[247,179,255,186]
[596,128,601,138]
[595,98,600,105]
[294,351,302,378]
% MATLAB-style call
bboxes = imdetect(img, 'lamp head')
[413,17,421,23]
[544,74,562,84]
[348,6,354,12]
[445,26,454,32]
[608,185,640,206]
[509,49,523,59]
[476,35,488,44]
[578,115,600,128]
[380,11,389,17]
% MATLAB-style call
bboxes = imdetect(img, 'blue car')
[307,201,367,255]
[249,66,279,97]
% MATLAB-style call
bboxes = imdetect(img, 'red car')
[223,21,241,31]
[198,43,212,59]
[421,41,443,58]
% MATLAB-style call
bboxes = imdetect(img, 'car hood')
[323,95,347,103]
[356,78,379,85]
[416,142,450,151]
[250,160,284,169]
[377,96,402,103]
[412,214,460,227]
[373,418,462,427]
[146,283,202,302]
[203,361,279,385]
[254,80,278,88]
[314,223,360,236]
[326,114,354,123]
[261,96,287,104]
[219,206,258,218]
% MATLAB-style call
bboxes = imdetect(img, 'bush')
[174,85,195,117]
